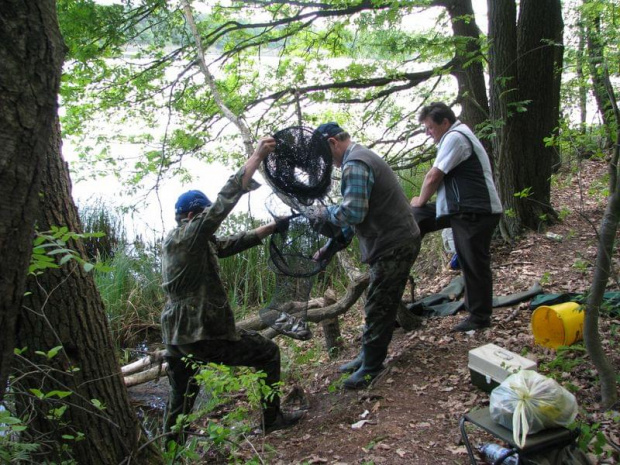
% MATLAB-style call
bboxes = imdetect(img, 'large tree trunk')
[439,0,491,156]
[489,0,563,238]
[488,0,521,239]
[517,0,563,210]
[13,120,162,464]
[0,0,65,402]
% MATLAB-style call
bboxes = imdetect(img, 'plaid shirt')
[326,144,375,241]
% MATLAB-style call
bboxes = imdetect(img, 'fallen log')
[121,351,166,376]
[235,272,369,332]
[121,273,370,386]
[124,362,168,388]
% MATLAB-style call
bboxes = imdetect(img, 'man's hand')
[412,167,444,207]
[301,204,325,221]
[254,136,276,161]
[410,196,424,208]
[242,136,276,189]
[274,215,293,234]
[312,244,328,262]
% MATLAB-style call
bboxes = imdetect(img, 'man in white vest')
[411,102,502,332]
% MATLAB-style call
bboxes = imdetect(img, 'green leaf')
[13,347,28,355]
[47,346,64,359]
[29,389,45,399]
[45,390,73,399]
[91,398,106,410]
[48,248,74,255]
[59,254,74,266]
[0,414,23,425]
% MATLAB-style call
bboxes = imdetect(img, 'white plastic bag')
[489,370,577,448]
[442,228,456,254]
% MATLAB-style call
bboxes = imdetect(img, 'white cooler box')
[468,343,537,392]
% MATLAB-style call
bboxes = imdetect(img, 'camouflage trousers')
[361,241,420,363]
[163,330,280,443]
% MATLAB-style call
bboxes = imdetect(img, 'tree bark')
[583,69,619,410]
[489,0,563,238]
[585,11,616,148]
[584,170,620,409]
[320,289,342,358]
[13,119,162,464]
[517,0,564,207]
[437,0,491,156]
[0,0,65,403]
[488,0,520,239]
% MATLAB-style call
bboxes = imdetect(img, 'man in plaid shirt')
[311,122,421,389]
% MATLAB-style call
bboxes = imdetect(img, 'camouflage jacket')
[161,167,262,345]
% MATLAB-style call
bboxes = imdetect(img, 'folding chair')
[460,407,579,464]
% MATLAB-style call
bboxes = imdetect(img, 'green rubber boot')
[343,346,386,390]
[338,352,363,373]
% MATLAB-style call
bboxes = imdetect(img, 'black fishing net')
[263,126,333,209]
[259,196,339,340]
[258,128,338,340]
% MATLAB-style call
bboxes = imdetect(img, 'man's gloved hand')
[274,215,293,234]
[300,204,325,221]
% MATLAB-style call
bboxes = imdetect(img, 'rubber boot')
[338,351,363,373]
[343,345,386,390]
[163,356,200,445]
[264,409,306,434]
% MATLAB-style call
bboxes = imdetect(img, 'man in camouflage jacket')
[161,137,303,443]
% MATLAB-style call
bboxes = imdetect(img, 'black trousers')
[412,204,500,323]
[164,330,280,442]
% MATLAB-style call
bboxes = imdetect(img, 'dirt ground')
[129,158,619,464]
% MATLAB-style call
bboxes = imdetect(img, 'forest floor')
[129,158,619,464]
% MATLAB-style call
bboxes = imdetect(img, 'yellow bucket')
[531,302,584,349]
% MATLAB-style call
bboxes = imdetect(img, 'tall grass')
[94,243,165,348]
[80,201,164,348]
[219,213,281,319]
[79,198,125,260]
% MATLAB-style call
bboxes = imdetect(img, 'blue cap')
[316,122,345,138]
[175,190,212,215]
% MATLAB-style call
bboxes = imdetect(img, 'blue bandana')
[175,190,212,215]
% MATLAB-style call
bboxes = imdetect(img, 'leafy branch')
[29,226,109,275]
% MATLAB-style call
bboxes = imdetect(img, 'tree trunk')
[577,21,587,132]
[584,181,620,409]
[320,289,342,358]
[489,0,563,238]
[488,0,521,239]
[584,70,619,410]
[439,0,492,157]
[517,0,564,208]
[585,10,615,148]
[13,120,162,464]
[0,0,65,403]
